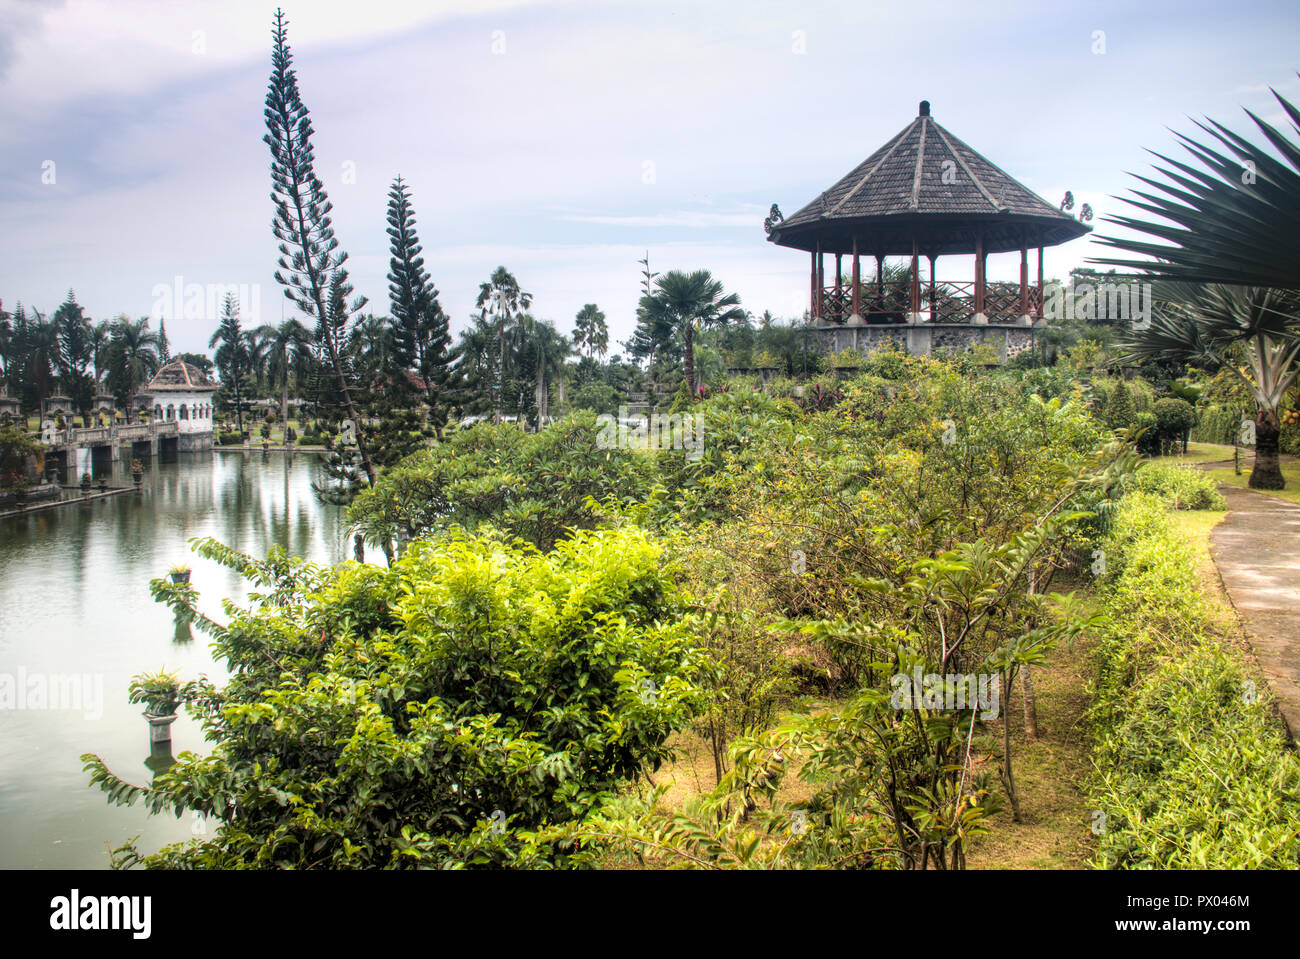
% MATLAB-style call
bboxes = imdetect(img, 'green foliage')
[1103,379,1135,431]
[570,381,618,414]
[1086,493,1300,868]
[1191,402,1244,445]
[0,421,40,488]
[83,526,706,868]
[1131,461,1225,510]
[347,412,653,552]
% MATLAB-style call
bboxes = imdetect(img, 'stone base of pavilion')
[808,319,1039,364]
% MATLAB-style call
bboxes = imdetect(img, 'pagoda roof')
[144,359,217,393]
[767,101,1090,256]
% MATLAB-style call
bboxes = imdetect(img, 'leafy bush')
[1153,397,1196,453]
[1086,493,1300,868]
[1130,461,1225,510]
[1190,402,1242,445]
[348,412,654,552]
[84,526,706,868]
[217,431,242,446]
[571,381,619,415]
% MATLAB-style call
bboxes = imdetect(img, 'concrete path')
[1209,485,1300,741]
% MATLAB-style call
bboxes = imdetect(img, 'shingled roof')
[144,359,217,393]
[768,101,1089,256]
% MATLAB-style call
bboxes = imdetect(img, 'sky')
[1,0,1298,358]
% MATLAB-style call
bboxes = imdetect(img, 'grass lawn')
[966,622,1096,869]
[1152,441,1236,465]
[1205,463,1300,506]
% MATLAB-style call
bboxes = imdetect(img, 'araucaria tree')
[53,290,93,416]
[386,176,451,434]
[209,294,250,433]
[264,8,375,484]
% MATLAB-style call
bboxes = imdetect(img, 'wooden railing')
[819,280,1043,324]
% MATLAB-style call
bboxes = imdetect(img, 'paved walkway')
[1209,484,1300,741]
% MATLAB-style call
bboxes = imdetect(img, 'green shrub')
[1086,493,1300,868]
[571,381,619,415]
[217,431,242,446]
[1153,397,1196,453]
[1130,461,1225,510]
[84,526,706,868]
[1190,402,1242,445]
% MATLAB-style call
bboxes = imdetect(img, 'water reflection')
[0,450,348,868]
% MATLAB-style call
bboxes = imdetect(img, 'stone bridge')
[38,420,181,472]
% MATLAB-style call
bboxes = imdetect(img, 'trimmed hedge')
[1086,492,1300,868]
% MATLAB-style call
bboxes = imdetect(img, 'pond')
[0,449,350,868]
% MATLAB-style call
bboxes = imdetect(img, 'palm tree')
[349,314,396,390]
[449,315,497,420]
[516,317,570,429]
[106,317,163,421]
[1089,84,1300,289]
[89,320,112,386]
[19,308,57,412]
[638,269,745,395]
[1122,283,1300,489]
[573,303,608,358]
[475,267,532,423]
[256,319,311,429]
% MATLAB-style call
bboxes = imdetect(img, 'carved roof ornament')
[763,203,784,235]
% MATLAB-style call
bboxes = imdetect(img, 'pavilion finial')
[919,100,930,117]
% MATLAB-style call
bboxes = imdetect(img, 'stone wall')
[806,322,1038,364]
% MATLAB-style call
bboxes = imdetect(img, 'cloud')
[557,211,762,229]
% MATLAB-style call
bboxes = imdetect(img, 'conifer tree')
[264,8,375,484]
[386,176,451,434]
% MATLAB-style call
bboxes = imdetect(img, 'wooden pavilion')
[766,101,1090,360]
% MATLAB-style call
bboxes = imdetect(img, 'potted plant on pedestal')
[128,670,184,744]
[168,563,191,585]
[79,471,92,495]
[131,458,144,487]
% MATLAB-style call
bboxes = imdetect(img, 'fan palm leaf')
[1089,82,1300,289]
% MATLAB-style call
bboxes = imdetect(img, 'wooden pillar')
[927,254,938,319]
[875,254,884,316]
[851,237,861,318]
[816,246,824,320]
[1036,246,1044,318]
[974,230,985,316]
[1019,238,1029,316]
[910,238,920,316]
[834,252,842,322]
[810,249,818,320]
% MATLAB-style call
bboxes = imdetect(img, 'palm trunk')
[684,323,695,397]
[1251,409,1285,490]
[495,317,505,426]
[535,354,545,431]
